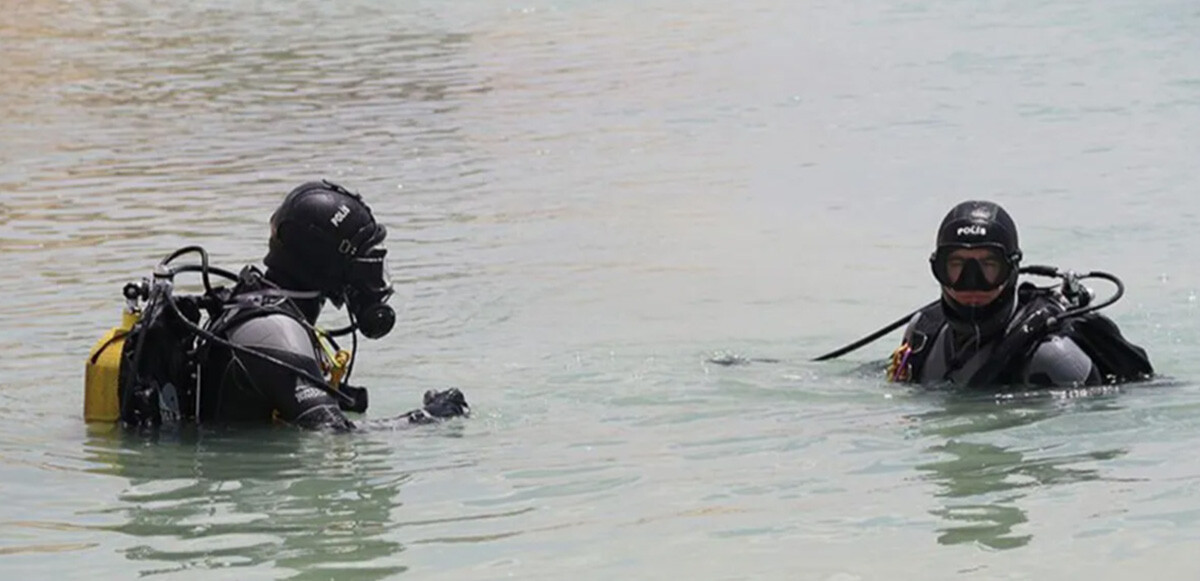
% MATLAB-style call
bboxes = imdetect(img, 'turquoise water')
[3,0,1200,579]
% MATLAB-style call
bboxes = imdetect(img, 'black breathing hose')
[811,302,937,362]
[1051,270,1124,324]
[158,246,221,296]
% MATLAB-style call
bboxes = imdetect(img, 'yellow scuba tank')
[84,306,139,422]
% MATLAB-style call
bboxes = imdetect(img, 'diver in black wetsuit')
[197,180,467,431]
[111,180,467,431]
[884,200,1152,388]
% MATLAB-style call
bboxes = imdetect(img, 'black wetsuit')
[900,297,1100,387]
[198,268,355,431]
[895,285,1109,388]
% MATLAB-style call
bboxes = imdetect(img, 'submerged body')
[886,201,1152,389]
[897,291,1100,388]
[199,268,356,430]
[86,180,468,431]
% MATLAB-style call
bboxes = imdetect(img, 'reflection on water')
[84,428,409,580]
[912,391,1128,550]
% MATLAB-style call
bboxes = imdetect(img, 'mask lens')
[350,246,392,295]
[346,246,396,339]
[933,246,1011,290]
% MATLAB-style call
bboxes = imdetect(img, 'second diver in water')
[883,200,1153,388]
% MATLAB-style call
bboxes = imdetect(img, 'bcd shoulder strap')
[203,266,316,340]
[964,293,1066,388]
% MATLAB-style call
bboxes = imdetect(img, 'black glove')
[405,388,470,424]
[337,384,369,414]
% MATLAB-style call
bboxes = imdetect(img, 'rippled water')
[4,0,1200,579]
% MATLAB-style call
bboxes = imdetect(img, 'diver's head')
[929,200,1022,322]
[263,180,396,339]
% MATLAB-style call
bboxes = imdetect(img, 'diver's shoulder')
[226,312,314,353]
[1024,334,1096,386]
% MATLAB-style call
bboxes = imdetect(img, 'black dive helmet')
[264,180,396,339]
[929,200,1023,320]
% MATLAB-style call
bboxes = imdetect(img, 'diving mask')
[930,245,1017,292]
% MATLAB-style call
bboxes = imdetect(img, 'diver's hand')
[405,388,470,424]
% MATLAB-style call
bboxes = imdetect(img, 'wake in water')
[705,348,1180,403]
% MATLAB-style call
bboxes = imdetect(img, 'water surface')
[3,0,1200,579]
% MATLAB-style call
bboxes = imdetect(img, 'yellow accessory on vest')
[84,307,140,422]
[315,330,352,390]
[886,342,913,383]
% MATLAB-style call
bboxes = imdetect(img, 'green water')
[3,0,1200,579]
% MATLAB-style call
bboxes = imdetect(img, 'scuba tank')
[84,245,367,426]
[83,275,201,426]
[83,285,143,422]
